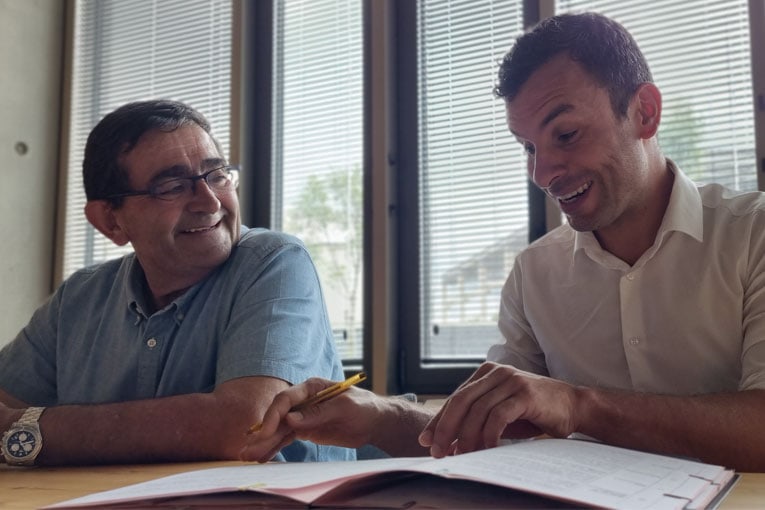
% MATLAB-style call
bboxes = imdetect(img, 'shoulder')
[699,183,765,219]
[516,224,575,264]
[225,227,315,277]
[58,256,132,294]
[236,227,308,257]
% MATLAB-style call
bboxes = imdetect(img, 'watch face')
[5,428,39,459]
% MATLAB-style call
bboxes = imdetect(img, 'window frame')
[393,0,546,394]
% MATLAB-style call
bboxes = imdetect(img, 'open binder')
[45,438,737,509]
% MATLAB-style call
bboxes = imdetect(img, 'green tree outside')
[285,165,363,355]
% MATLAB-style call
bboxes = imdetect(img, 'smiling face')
[507,54,653,237]
[99,123,240,303]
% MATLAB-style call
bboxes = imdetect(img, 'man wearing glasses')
[0,100,353,466]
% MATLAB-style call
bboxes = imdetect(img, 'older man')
[0,100,353,465]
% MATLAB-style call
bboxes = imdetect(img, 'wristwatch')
[2,407,45,466]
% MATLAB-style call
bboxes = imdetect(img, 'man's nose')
[530,149,565,191]
[188,179,221,210]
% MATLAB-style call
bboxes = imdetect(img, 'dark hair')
[495,12,653,117]
[82,99,222,207]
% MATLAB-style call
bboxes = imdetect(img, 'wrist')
[1,407,24,434]
[572,385,607,437]
[2,407,46,466]
[371,395,431,456]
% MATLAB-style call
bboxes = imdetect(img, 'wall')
[0,0,63,345]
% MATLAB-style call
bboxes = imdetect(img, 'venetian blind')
[62,0,232,280]
[417,0,526,360]
[272,0,364,361]
[557,0,757,190]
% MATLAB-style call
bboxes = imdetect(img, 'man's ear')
[84,201,130,246]
[632,82,662,139]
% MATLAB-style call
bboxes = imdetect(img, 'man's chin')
[565,215,600,233]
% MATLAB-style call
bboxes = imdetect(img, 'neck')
[594,158,674,266]
[148,287,188,313]
[141,271,205,314]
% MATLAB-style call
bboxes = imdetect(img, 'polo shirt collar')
[125,255,198,323]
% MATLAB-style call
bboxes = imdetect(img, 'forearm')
[33,394,243,465]
[1,376,284,466]
[575,387,765,471]
[370,397,434,457]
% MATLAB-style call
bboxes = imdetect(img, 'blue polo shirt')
[0,227,354,462]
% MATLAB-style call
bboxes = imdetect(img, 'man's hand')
[240,377,381,463]
[240,378,435,462]
[419,362,581,457]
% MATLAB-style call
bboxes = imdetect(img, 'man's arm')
[0,376,287,465]
[240,377,433,462]
[419,362,765,471]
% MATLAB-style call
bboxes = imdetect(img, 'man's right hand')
[239,377,381,463]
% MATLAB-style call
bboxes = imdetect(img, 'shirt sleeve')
[740,212,765,390]
[215,237,344,386]
[487,256,549,376]
[0,290,60,405]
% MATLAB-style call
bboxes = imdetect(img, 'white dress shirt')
[488,162,765,394]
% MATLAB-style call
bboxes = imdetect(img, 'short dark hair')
[82,99,222,207]
[495,12,653,117]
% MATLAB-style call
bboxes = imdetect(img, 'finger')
[255,431,297,464]
[428,366,510,456]
[256,378,336,436]
[419,362,499,449]
[240,424,296,463]
[456,376,524,453]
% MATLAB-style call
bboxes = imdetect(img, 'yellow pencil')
[246,372,367,435]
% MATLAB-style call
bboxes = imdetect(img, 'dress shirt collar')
[572,159,704,263]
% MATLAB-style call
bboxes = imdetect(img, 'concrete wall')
[0,0,63,345]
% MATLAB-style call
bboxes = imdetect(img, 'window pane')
[556,0,756,190]
[272,0,364,362]
[64,0,232,279]
[417,0,526,361]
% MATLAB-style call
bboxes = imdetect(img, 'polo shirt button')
[629,337,640,346]
[626,273,635,281]
[147,338,158,349]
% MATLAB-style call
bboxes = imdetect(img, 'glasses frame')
[101,165,240,202]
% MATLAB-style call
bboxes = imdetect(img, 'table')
[1,462,763,509]
[1,461,237,509]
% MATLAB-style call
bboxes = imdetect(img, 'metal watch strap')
[17,407,45,426]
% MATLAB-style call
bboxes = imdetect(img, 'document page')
[404,439,733,509]
[45,457,425,508]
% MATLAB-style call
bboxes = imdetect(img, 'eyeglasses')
[103,166,240,202]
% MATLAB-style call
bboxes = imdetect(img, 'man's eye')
[559,130,577,143]
[153,181,187,196]
[523,142,536,156]
[208,171,229,186]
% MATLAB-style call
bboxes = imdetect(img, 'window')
[60,0,232,281]
[270,0,365,363]
[398,0,527,393]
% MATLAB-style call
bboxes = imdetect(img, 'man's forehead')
[505,59,603,137]
[122,125,221,166]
